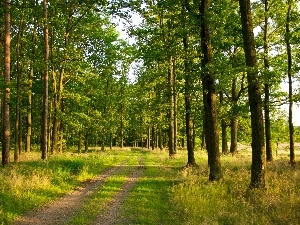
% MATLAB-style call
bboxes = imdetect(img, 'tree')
[238,0,266,188]
[41,0,49,160]
[285,0,295,164]
[200,0,222,181]
[2,0,11,166]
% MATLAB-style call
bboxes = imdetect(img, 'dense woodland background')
[1,0,300,187]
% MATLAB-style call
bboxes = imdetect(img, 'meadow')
[0,147,299,225]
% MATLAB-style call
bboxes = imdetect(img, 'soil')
[12,159,144,225]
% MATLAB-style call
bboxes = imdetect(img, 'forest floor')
[11,157,145,225]
[6,144,300,225]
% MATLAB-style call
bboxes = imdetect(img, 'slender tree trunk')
[2,0,11,166]
[173,59,178,154]
[239,0,266,188]
[84,133,88,153]
[41,0,49,160]
[200,0,221,181]
[263,0,273,162]
[285,0,295,164]
[230,78,238,154]
[168,56,176,156]
[78,131,82,152]
[183,31,196,166]
[151,125,155,150]
[15,4,25,162]
[220,92,228,155]
[26,2,38,152]
[230,118,238,154]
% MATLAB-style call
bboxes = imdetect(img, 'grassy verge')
[0,149,129,225]
[2,147,300,225]
[172,150,300,225]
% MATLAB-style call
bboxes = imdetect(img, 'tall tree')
[182,3,196,165]
[41,0,49,160]
[2,0,11,166]
[285,0,295,164]
[239,0,266,188]
[200,0,222,181]
[263,0,273,162]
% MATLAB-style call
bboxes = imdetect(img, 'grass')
[172,150,300,225]
[1,147,300,225]
[0,149,127,224]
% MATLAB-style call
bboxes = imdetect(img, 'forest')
[1,0,300,224]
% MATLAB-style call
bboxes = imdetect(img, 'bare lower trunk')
[285,0,295,164]
[201,0,221,181]
[239,0,266,188]
[2,0,11,166]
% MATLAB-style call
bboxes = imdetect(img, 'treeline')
[1,0,300,188]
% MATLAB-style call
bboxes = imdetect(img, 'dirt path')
[91,162,145,225]
[11,159,144,225]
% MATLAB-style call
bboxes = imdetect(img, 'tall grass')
[172,150,300,225]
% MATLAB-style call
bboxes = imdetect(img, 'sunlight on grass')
[0,149,128,224]
[172,150,300,225]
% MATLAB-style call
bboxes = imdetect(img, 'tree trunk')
[41,0,49,160]
[168,56,176,156]
[230,77,238,154]
[15,4,25,162]
[230,118,238,154]
[239,0,266,189]
[263,0,273,162]
[183,31,196,166]
[2,0,11,166]
[285,0,295,164]
[200,0,222,181]
[84,132,88,153]
[220,91,228,155]
[26,1,38,153]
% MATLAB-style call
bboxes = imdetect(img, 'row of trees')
[1,0,300,189]
[111,0,300,188]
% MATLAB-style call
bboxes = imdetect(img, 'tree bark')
[168,56,176,156]
[285,0,295,164]
[15,3,26,162]
[41,0,49,160]
[2,0,11,166]
[200,0,222,181]
[230,78,238,154]
[220,92,228,155]
[239,0,266,188]
[263,0,273,162]
[183,30,196,166]
[26,0,38,153]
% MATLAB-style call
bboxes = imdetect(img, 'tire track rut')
[12,161,129,225]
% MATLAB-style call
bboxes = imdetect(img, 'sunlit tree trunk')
[285,0,295,164]
[26,0,38,153]
[15,3,26,162]
[263,0,273,162]
[2,0,11,166]
[239,0,266,188]
[41,0,49,160]
[168,56,176,156]
[200,0,222,181]
[230,78,238,154]
[220,92,228,155]
[183,29,196,166]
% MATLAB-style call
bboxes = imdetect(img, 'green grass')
[172,150,300,225]
[0,149,127,224]
[1,147,300,225]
